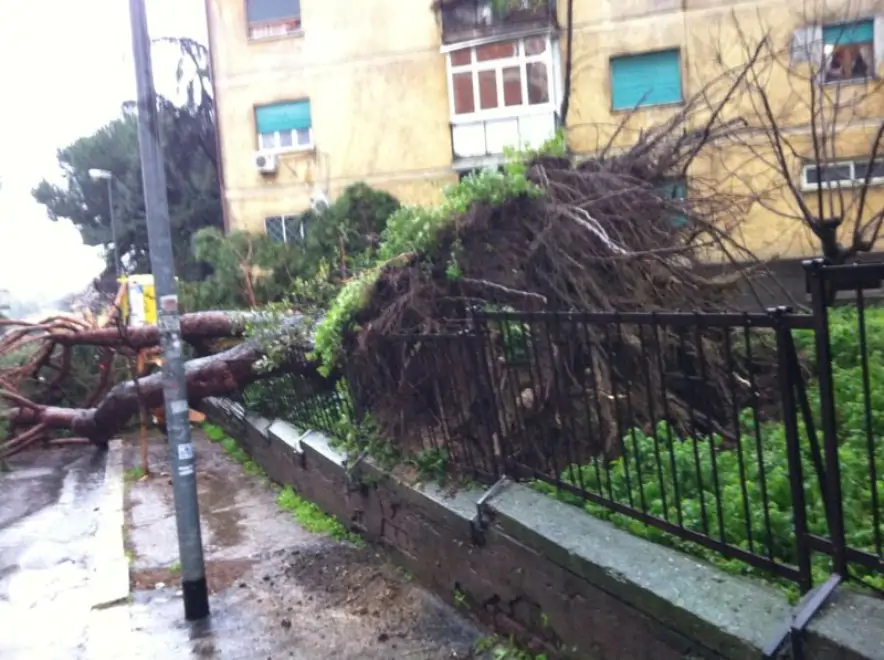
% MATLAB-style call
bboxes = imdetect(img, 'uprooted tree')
[8,4,873,470]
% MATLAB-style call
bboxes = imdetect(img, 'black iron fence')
[280,260,884,600]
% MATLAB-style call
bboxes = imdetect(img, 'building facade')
[205,0,884,260]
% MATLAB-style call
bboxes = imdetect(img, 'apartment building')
[204,0,884,259]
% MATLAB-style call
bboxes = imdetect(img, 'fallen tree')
[307,47,801,474]
[0,311,319,458]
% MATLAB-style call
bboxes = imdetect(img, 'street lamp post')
[88,168,121,278]
[128,0,209,622]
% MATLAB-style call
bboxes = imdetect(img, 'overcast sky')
[0,0,208,306]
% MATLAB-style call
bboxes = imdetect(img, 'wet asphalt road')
[0,445,109,659]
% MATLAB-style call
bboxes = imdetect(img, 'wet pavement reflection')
[0,446,108,659]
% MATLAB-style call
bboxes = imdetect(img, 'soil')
[132,558,255,593]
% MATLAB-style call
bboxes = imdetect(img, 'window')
[255,100,312,151]
[246,0,301,40]
[801,158,884,190]
[447,36,554,119]
[265,214,308,243]
[823,20,874,82]
[660,178,688,227]
[610,49,682,111]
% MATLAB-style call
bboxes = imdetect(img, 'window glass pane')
[476,41,516,62]
[296,128,311,146]
[450,48,471,66]
[279,130,293,148]
[824,43,872,81]
[527,62,549,104]
[452,72,475,114]
[855,160,884,180]
[247,0,300,23]
[525,37,546,56]
[265,217,285,243]
[502,66,522,106]
[810,163,852,183]
[478,70,498,110]
[259,132,277,149]
[283,216,301,242]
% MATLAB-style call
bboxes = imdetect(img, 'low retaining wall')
[201,397,884,660]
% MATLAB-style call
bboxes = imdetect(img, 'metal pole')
[128,0,209,621]
[108,178,121,279]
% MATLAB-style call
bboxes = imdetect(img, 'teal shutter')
[247,0,300,23]
[611,50,682,110]
[255,100,312,133]
[824,20,874,45]
[660,179,688,227]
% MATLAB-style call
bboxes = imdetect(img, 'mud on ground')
[121,429,485,659]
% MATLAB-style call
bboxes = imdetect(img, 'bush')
[535,306,884,597]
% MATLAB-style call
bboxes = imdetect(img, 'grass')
[474,635,549,660]
[203,422,265,477]
[276,485,362,545]
[169,561,181,575]
[124,466,145,482]
[202,421,362,545]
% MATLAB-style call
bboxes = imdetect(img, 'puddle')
[198,472,245,551]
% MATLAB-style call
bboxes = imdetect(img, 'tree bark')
[10,341,322,447]
[2,313,319,453]
[49,311,247,349]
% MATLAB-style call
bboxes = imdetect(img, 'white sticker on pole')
[160,294,179,313]
[171,400,189,415]
[177,443,194,461]
[178,464,194,477]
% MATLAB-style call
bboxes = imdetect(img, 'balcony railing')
[451,109,557,161]
[440,0,556,45]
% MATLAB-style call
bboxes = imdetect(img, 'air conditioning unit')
[254,151,278,174]
[310,189,330,213]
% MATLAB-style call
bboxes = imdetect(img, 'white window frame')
[792,17,884,84]
[800,158,884,191]
[257,127,313,153]
[265,214,308,243]
[822,21,875,85]
[446,35,558,125]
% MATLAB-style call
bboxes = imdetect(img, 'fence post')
[804,259,848,578]
[471,311,509,479]
[770,306,813,593]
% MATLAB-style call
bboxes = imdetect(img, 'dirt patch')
[132,558,255,593]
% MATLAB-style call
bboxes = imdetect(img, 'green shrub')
[535,306,884,597]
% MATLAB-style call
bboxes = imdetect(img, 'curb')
[90,439,130,610]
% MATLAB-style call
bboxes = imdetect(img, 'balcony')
[451,109,558,163]
[439,0,556,46]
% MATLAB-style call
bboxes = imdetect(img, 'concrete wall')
[201,396,884,660]
[206,0,884,260]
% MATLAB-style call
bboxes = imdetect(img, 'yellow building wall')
[560,0,884,260]
[205,0,457,234]
[208,0,884,260]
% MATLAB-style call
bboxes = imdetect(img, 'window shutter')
[255,101,312,134]
[791,25,823,64]
[875,15,884,71]
[610,50,682,110]
[823,20,874,46]
[247,0,300,23]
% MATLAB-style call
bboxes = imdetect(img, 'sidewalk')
[98,429,484,659]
